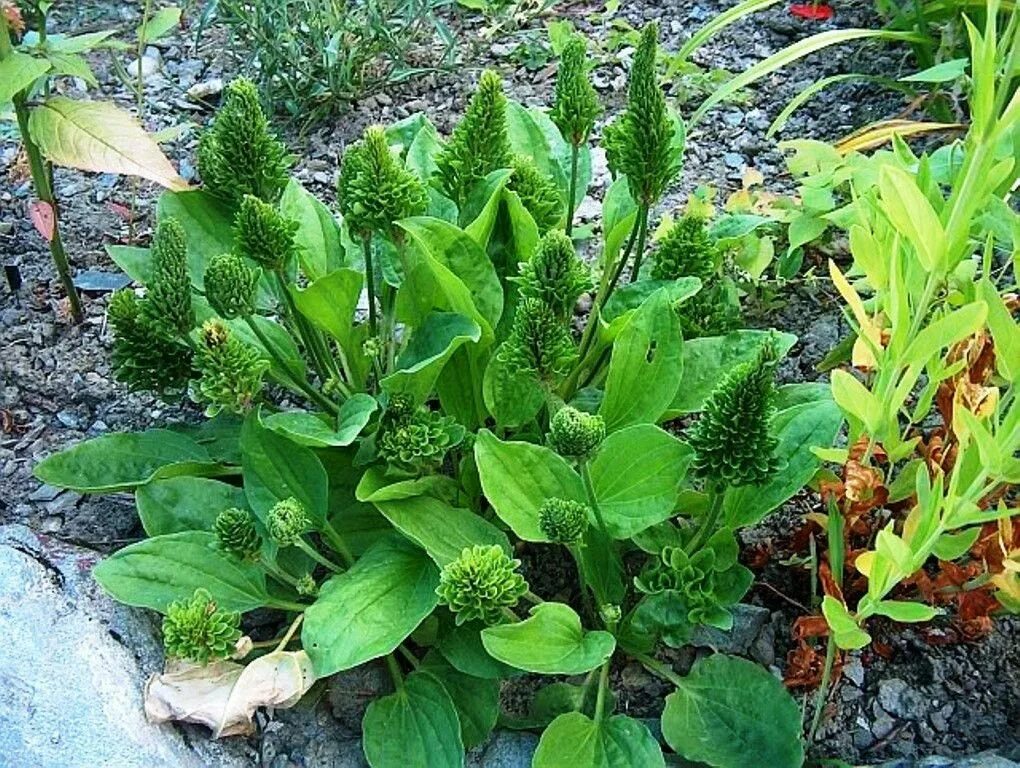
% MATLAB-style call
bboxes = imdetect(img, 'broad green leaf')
[534,712,665,768]
[230,315,306,383]
[931,527,981,560]
[822,595,872,649]
[981,279,1019,381]
[878,164,946,272]
[601,177,638,271]
[437,345,490,430]
[602,278,701,326]
[438,620,522,680]
[662,654,805,768]
[263,395,377,448]
[481,602,616,675]
[36,29,117,53]
[382,312,481,402]
[397,216,502,336]
[157,189,235,286]
[362,671,463,768]
[506,101,567,193]
[359,469,510,566]
[872,600,940,623]
[667,330,797,416]
[290,268,363,353]
[137,6,181,42]
[406,118,442,181]
[105,245,152,285]
[303,536,439,677]
[280,178,343,280]
[322,449,392,557]
[589,424,693,539]
[600,286,684,431]
[724,397,844,527]
[240,413,328,525]
[464,169,513,245]
[93,531,269,613]
[0,51,51,102]
[136,476,246,536]
[901,302,988,367]
[34,429,214,492]
[474,430,585,541]
[420,653,500,749]
[28,97,187,190]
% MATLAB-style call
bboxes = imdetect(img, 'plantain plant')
[35,26,847,768]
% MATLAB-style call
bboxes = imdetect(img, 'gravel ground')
[1,0,1017,764]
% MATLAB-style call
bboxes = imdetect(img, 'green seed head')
[338,126,428,238]
[434,70,513,207]
[108,289,195,396]
[377,405,464,474]
[436,545,529,626]
[197,78,291,207]
[651,214,715,282]
[538,498,590,543]
[602,23,681,206]
[296,573,318,597]
[162,588,241,665]
[507,155,564,234]
[214,507,262,561]
[497,298,577,383]
[688,340,779,487]
[551,35,601,147]
[266,497,311,546]
[548,406,605,458]
[191,319,269,416]
[233,194,298,271]
[204,253,258,319]
[516,230,591,318]
[143,218,193,335]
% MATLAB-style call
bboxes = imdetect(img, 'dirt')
[1,0,1017,765]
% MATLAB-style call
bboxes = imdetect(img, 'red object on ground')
[790,3,834,20]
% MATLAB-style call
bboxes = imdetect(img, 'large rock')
[0,524,249,768]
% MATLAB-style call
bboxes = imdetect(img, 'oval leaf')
[303,535,439,677]
[93,531,269,613]
[481,602,616,675]
[662,654,805,768]
[534,712,665,768]
[28,97,188,190]
[136,476,247,536]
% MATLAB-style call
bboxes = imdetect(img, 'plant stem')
[580,461,612,543]
[808,635,837,743]
[502,606,521,623]
[362,235,379,336]
[566,143,579,237]
[594,660,611,722]
[275,272,333,384]
[634,652,683,688]
[260,556,302,588]
[244,315,339,415]
[601,203,647,308]
[1,18,83,323]
[268,598,310,613]
[128,0,154,245]
[685,487,724,554]
[385,654,404,689]
[522,590,543,606]
[273,613,304,653]
[628,209,650,284]
[296,538,344,573]
[397,644,420,669]
[322,521,355,568]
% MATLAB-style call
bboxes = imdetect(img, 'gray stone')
[468,730,538,768]
[878,678,928,720]
[73,270,133,293]
[689,604,770,655]
[844,655,865,687]
[0,525,249,768]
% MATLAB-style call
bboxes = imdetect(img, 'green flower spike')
[497,298,577,383]
[516,230,591,318]
[539,498,590,543]
[296,573,318,597]
[143,217,193,335]
[337,125,427,238]
[197,78,291,207]
[214,507,262,560]
[602,23,681,207]
[434,70,513,207]
[651,214,715,282]
[108,289,194,396]
[162,588,241,665]
[204,253,259,320]
[377,404,465,474]
[191,319,270,416]
[507,155,563,234]
[266,497,311,547]
[688,340,779,488]
[548,406,605,458]
[551,35,601,147]
[233,194,298,271]
[436,545,528,626]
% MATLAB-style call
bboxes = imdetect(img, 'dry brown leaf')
[145,649,315,737]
